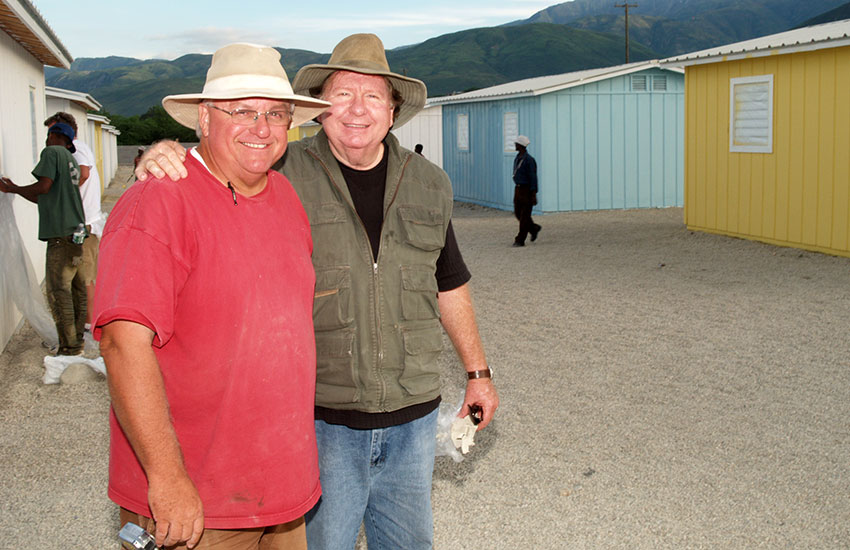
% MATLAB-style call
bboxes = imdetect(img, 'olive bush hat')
[162,43,330,129]
[292,33,427,128]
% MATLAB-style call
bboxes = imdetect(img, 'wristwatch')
[467,366,493,381]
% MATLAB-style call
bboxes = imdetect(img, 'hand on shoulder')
[135,140,189,182]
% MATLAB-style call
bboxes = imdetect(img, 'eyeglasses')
[206,104,292,126]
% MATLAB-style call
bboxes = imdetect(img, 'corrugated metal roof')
[0,0,72,68]
[662,18,850,66]
[428,60,682,105]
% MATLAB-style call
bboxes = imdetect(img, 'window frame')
[503,112,518,153]
[457,113,469,151]
[729,74,774,154]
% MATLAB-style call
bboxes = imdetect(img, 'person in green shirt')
[0,123,86,355]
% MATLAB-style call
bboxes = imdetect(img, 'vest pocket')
[398,324,443,395]
[401,265,439,321]
[398,205,444,251]
[315,329,359,404]
[313,266,353,331]
[307,202,347,225]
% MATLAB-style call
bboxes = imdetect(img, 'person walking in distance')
[512,135,541,247]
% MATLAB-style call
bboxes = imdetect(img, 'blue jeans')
[306,408,438,550]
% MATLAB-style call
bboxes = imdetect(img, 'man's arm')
[100,320,204,548]
[438,282,499,429]
[0,176,53,204]
[134,141,188,182]
[78,165,90,187]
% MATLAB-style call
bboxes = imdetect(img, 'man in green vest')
[136,33,499,550]
[1,123,86,356]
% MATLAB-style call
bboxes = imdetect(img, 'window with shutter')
[729,75,774,153]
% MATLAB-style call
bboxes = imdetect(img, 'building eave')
[46,86,101,111]
[661,19,850,68]
[0,0,72,68]
[429,60,684,106]
[87,113,110,124]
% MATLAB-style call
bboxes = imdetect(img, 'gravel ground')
[1,166,849,549]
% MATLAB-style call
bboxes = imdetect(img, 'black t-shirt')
[336,145,471,292]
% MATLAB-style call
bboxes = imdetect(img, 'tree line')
[101,105,198,146]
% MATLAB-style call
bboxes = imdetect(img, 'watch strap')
[467,367,492,380]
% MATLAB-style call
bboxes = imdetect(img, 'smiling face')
[197,97,291,193]
[318,71,396,169]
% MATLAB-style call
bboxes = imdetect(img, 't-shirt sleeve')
[73,142,95,168]
[31,147,58,181]
[436,220,471,292]
[92,183,193,347]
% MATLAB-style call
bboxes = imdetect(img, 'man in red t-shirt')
[93,43,329,550]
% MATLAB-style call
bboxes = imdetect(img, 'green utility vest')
[282,131,453,412]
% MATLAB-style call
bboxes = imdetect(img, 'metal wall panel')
[442,69,684,213]
[0,29,50,349]
[392,105,444,169]
[685,46,850,257]
[442,97,540,210]
[547,69,683,213]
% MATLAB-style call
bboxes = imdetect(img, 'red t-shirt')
[94,153,319,528]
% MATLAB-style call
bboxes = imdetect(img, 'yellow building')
[663,20,850,257]
[287,120,321,142]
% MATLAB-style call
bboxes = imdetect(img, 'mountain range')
[45,0,849,117]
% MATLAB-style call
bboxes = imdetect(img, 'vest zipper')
[311,147,410,411]
[370,154,407,410]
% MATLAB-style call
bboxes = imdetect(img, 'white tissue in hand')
[450,416,477,454]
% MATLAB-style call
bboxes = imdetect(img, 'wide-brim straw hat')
[162,43,330,130]
[292,33,427,129]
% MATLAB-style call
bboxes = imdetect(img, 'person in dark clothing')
[0,123,86,355]
[512,135,540,246]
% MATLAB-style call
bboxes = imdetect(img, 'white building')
[391,103,444,168]
[0,0,73,350]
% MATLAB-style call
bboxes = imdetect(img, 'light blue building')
[430,61,685,212]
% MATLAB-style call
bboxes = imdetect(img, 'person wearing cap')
[1,123,86,356]
[93,43,330,550]
[135,33,499,550]
[44,112,105,332]
[512,135,541,247]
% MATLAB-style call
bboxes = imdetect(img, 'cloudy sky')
[33,0,562,61]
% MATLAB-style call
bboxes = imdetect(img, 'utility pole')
[615,3,638,63]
